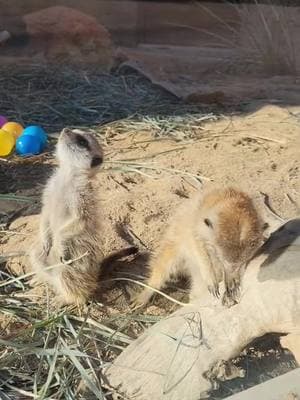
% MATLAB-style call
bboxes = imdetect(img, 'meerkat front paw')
[227,276,240,297]
[60,256,69,265]
[222,293,238,307]
[222,275,240,307]
[34,241,50,264]
[42,239,52,257]
[58,245,72,265]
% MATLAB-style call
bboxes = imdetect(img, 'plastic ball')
[0,129,15,156]
[2,121,24,139]
[22,125,47,151]
[0,115,8,128]
[16,134,41,156]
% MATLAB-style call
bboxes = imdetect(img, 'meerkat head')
[199,188,266,273]
[56,128,103,174]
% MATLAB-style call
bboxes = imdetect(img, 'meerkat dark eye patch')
[91,156,103,168]
[204,218,213,228]
[75,134,90,150]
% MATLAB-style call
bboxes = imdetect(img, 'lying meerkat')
[132,187,266,308]
[30,128,105,305]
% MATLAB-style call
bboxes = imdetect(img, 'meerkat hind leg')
[53,271,89,306]
[29,243,52,287]
[131,244,179,308]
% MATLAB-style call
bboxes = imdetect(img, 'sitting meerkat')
[132,187,266,308]
[30,128,104,305]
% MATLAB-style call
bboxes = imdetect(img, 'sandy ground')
[0,102,300,396]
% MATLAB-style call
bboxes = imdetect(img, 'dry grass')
[97,113,217,142]
[0,263,164,399]
[184,0,298,75]
[0,64,216,135]
[236,0,297,74]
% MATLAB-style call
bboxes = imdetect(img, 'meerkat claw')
[43,242,51,257]
[222,292,238,307]
[130,298,145,311]
[222,279,240,307]
[129,290,150,310]
[208,284,220,298]
[228,278,240,299]
[60,256,68,265]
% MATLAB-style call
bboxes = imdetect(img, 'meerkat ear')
[62,127,72,135]
[204,218,213,228]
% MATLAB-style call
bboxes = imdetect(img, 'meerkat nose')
[91,156,103,168]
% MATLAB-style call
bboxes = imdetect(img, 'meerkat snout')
[91,156,103,168]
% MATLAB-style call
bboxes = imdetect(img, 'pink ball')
[0,115,7,128]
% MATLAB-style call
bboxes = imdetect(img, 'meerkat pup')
[132,187,265,308]
[30,128,104,305]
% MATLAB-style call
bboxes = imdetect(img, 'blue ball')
[16,135,42,156]
[22,125,47,151]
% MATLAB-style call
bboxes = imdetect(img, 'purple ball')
[0,115,8,128]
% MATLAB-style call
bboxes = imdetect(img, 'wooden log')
[105,218,300,399]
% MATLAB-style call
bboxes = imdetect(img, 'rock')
[23,6,114,68]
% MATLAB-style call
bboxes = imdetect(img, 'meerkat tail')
[101,246,139,269]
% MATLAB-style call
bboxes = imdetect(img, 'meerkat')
[132,187,266,308]
[30,128,105,305]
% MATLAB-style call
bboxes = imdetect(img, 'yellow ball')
[0,129,15,156]
[2,122,24,139]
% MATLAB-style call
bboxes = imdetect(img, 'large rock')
[23,6,114,68]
